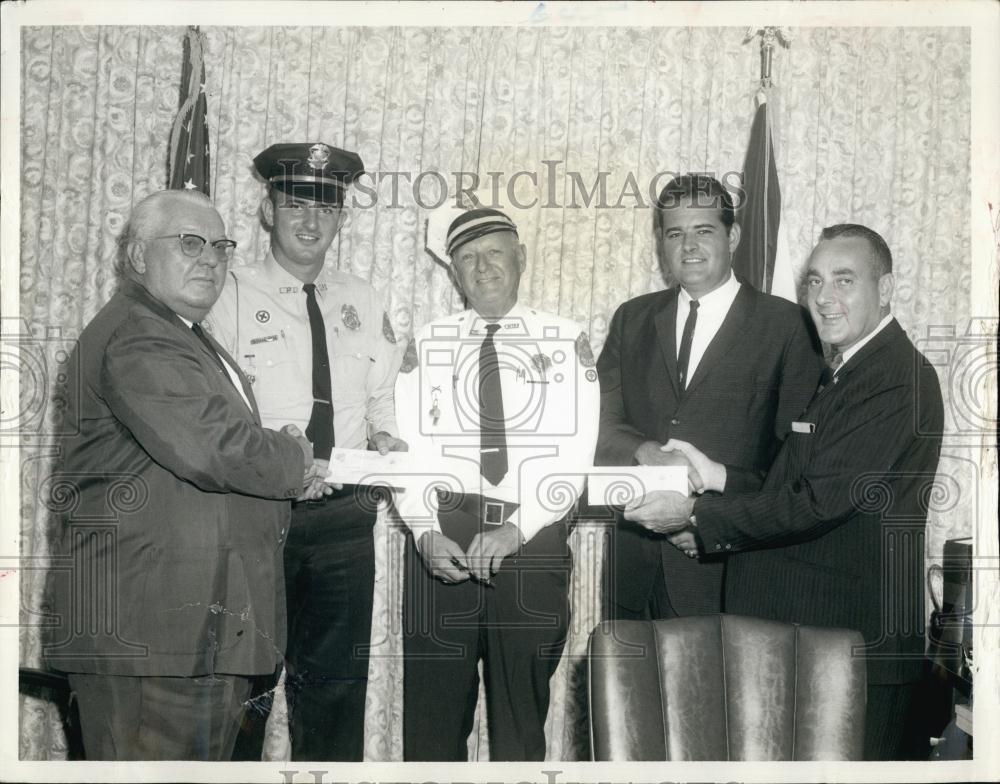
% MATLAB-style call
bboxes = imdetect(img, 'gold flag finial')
[743,27,792,88]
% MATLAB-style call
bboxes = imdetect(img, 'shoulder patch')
[382,312,397,344]
[575,331,596,368]
[400,337,419,373]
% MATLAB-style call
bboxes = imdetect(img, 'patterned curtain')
[19,25,973,761]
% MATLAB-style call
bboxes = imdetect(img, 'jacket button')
[236,630,244,636]
[715,543,722,550]
[725,544,732,550]
[671,418,680,425]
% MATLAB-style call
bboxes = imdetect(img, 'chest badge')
[342,303,361,330]
[255,309,271,324]
[531,354,552,374]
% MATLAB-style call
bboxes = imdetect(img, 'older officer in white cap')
[206,141,406,761]
[393,203,600,760]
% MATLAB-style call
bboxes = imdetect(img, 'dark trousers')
[865,682,919,760]
[231,488,377,762]
[68,672,251,760]
[603,544,678,621]
[402,510,571,761]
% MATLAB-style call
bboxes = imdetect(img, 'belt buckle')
[483,500,505,526]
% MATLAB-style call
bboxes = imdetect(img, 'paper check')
[586,466,688,507]
[324,447,433,486]
[326,449,688,507]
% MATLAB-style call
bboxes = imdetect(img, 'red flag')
[732,91,795,302]
[168,27,210,195]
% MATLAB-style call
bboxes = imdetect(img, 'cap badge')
[307,143,331,171]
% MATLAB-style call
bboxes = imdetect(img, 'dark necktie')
[676,299,700,389]
[303,283,335,460]
[818,351,844,391]
[191,322,234,386]
[479,323,508,485]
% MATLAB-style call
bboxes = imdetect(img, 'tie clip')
[479,447,501,453]
[313,398,332,405]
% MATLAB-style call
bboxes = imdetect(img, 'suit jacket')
[45,279,304,677]
[596,281,823,615]
[694,319,944,684]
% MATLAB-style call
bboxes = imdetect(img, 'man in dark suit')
[44,189,315,760]
[596,174,823,619]
[633,224,945,760]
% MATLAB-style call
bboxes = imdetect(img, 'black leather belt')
[295,483,389,508]
[437,490,519,526]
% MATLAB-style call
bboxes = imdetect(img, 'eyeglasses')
[147,233,238,261]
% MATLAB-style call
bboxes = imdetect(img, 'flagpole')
[735,26,797,303]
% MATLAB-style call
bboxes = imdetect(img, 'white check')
[324,447,432,486]
[586,466,688,506]
[325,448,689,505]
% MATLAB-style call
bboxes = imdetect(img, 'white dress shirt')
[838,313,895,371]
[394,302,600,543]
[178,315,253,411]
[676,272,742,386]
[206,252,403,449]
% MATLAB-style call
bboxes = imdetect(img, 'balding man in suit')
[45,189,313,760]
[640,224,945,760]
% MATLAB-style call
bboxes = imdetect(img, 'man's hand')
[635,440,704,492]
[666,527,700,558]
[282,424,314,491]
[371,431,408,455]
[297,458,342,501]
[416,531,471,584]
[662,439,726,494]
[623,490,694,535]
[465,522,521,582]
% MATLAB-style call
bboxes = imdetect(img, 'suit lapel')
[822,319,902,390]
[805,319,902,413]
[121,279,261,423]
[212,337,263,424]
[185,327,261,421]
[684,283,754,396]
[653,289,681,399]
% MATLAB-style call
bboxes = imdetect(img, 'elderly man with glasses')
[45,188,316,760]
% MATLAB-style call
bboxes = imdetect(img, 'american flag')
[731,89,796,303]
[168,26,211,195]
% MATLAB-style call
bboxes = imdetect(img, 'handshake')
[624,439,728,560]
[280,424,408,501]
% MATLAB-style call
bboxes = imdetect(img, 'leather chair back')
[588,614,865,760]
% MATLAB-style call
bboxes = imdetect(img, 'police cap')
[253,142,364,206]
